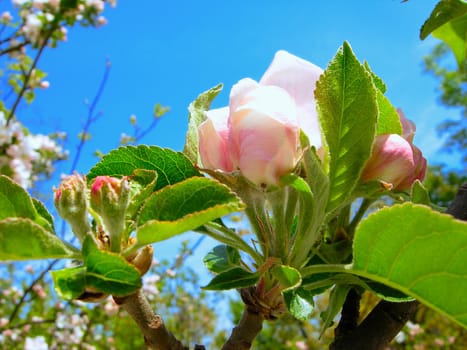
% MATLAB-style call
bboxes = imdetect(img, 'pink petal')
[199,107,234,171]
[229,86,300,185]
[259,50,323,147]
[397,108,416,142]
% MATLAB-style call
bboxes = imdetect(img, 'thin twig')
[69,59,111,172]
[6,27,55,125]
[8,259,60,323]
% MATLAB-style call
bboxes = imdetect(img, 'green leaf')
[320,284,352,336]
[420,0,467,39]
[364,281,412,302]
[82,235,142,296]
[0,218,78,261]
[203,245,241,273]
[283,288,315,321]
[363,64,402,136]
[51,266,86,300]
[432,13,467,72]
[126,169,159,219]
[271,265,302,292]
[289,134,330,266]
[184,84,223,164]
[0,175,51,230]
[32,198,55,232]
[411,180,431,205]
[315,42,378,213]
[352,203,467,328]
[137,177,244,245]
[87,145,200,191]
[202,267,259,290]
[364,62,386,93]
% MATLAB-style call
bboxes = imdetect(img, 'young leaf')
[184,83,223,164]
[420,0,467,39]
[203,245,241,273]
[271,265,302,292]
[0,175,51,231]
[352,203,467,328]
[320,284,353,336]
[0,218,78,261]
[202,267,259,290]
[82,236,142,296]
[87,145,200,191]
[432,14,467,72]
[315,42,378,213]
[289,134,330,266]
[411,180,431,205]
[283,288,315,321]
[51,266,87,300]
[363,62,402,135]
[32,198,55,232]
[136,177,244,245]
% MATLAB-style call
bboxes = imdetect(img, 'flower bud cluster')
[54,174,132,253]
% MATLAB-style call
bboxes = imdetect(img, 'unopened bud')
[39,80,50,89]
[128,245,153,276]
[90,176,130,252]
[54,174,90,241]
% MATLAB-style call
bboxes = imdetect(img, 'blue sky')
[5,1,461,265]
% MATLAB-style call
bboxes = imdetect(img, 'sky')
[3,1,462,277]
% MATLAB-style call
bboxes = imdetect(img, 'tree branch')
[330,183,467,350]
[222,287,265,350]
[113,289,190,350]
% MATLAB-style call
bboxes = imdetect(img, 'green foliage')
[51,266,87,300]
[283,288,315,322]
[420,0,467,71]
[203,267,259,290]
[87,145,201,190]
[0,218,78,261]
[352,203,467,327]
[271,265,302,292]
[136,177,244,245]
[82,236,142,297]
[203,245,241,273]
[0,175,53,231]
[315,41,378,213]
[184,83,223,164]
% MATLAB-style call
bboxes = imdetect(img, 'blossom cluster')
[2,0,116,48]
[0,111,67,188]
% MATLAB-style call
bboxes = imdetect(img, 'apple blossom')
[361,109,427,191]
[198,50,323,186]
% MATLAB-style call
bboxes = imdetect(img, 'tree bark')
[114,290,190,350]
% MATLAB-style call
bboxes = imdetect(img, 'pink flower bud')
[54,174,90,240]
[90,176,130,251]
[362,110,427,191]
[198,50,323,186]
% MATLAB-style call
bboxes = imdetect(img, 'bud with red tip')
[90,176,130,252]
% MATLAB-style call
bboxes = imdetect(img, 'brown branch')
[330,183,467,350]
[222,287,265,350]
[113,289,190,350]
